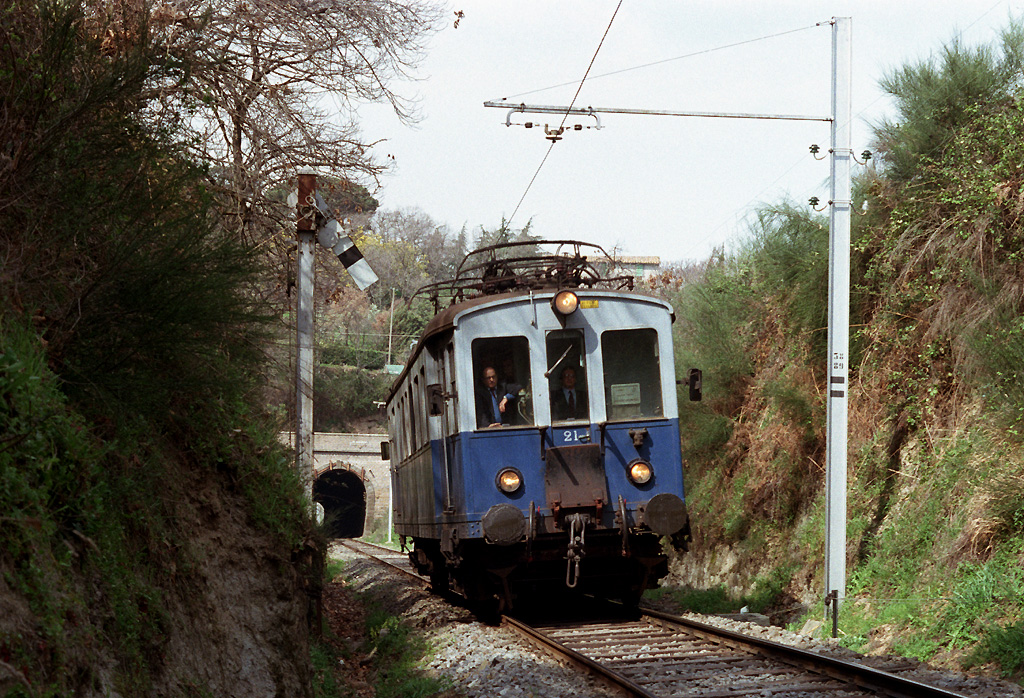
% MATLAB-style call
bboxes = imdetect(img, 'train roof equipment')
[412,240,637,312]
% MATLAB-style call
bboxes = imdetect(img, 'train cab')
[385,242,693,610]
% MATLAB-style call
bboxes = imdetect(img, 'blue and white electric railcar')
[384,243,694,610]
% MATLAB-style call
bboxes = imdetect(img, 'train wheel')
[468,594,503,626]
[619,586,643,611]
[617,568,645,611]
[428,552,450,596]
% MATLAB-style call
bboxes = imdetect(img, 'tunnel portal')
[313,468,366,538]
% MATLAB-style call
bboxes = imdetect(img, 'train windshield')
[601,328,663,420]
[546,330,588,423]
[471,336,533,427]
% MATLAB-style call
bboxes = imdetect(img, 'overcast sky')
[355,1,1021,265]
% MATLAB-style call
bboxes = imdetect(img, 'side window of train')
[403,397,411,456]
[471,336,533,428]
[389,405,398,459]
[415,369,427,447]
[546,329,588,423]
[407,378,415,442]
[601,328,663,420]
[394,399,403,460]
[447,344,458,433]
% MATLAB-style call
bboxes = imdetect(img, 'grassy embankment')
[650,23,1024,682]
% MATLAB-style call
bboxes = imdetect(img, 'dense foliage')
[0,2,314,693]
[658,21,1024,680]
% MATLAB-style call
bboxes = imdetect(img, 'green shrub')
[671,257,754,403]
[0,3,313,691]
[742,204,830,353]
[646,565,794,616]
[969,620,1024,681]
[646,585,737,614]
[321,335,388,370]
[311,640,345,698]
[974,308,1024,437]
[678,410,733,473]
[364,609,448,698]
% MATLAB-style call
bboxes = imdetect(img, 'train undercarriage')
[406,524,684,613]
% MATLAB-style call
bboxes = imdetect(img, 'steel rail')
[337,542,970,697]
[641,608,969,698]
[335,539,426,585]
[501,615,658,698]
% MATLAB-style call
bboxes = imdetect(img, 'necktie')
[491,389,500,421]
[567,389,575,415]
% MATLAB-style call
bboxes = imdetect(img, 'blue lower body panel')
[394,419,690,607]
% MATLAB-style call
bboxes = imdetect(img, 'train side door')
[546,329,590,445]
[441,342,457,511]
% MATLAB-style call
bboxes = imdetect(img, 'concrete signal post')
[296,173,317,505]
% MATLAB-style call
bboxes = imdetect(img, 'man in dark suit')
[551,366,588,421]
[475,365,516,428]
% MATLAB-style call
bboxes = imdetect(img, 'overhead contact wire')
[509,1,623,225]
[499,23,819,102]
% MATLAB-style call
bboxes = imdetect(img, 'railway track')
[506,611,970,698]
[334,538,423,582]
[335,540,969,697]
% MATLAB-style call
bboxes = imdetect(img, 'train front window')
[471,336,533,428]
[601,328,663,420]
[546,329,588,423]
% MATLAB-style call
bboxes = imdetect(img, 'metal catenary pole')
[296,172,317,503]
[484,15,854,625]
[825,16,852,623]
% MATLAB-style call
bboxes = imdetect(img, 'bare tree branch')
[142,0,441,242]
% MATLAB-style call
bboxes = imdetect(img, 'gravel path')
[328,543,1024,698]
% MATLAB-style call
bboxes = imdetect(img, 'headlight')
[496,468,523,493]
[628,459,653,485]
[551,290,579,316]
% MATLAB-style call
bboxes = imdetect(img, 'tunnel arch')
[313,467,366,538]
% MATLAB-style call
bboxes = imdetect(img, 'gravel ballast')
[329,543,1023,698]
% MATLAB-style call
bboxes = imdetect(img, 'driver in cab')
[475,365,517,428]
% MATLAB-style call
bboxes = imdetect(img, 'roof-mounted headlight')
[551,290,579,317]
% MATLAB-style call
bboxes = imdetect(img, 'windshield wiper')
[545,346,575,378]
